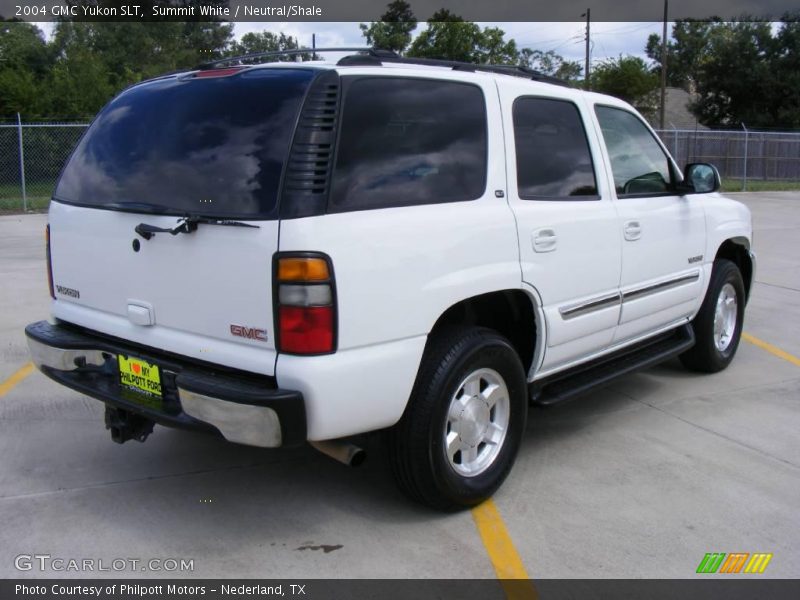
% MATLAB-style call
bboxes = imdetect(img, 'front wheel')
[387,326,528,510]
[680,259,746,373]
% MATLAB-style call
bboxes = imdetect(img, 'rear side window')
[330,77,487,212]
[594,105,673,196]
[54,68,315,218]
[513,97,598,199]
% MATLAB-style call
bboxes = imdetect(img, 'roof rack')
[198,47,569,88]
[362,51,570,87]
[198,47,373,69]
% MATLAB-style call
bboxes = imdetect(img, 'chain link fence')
[655,128,800,189]
[0,117,88,215]
[1,117,799,216]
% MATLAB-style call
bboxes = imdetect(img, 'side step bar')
[531,324,695,407]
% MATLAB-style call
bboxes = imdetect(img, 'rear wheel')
[680,259,745,373]
[388,326,528,510]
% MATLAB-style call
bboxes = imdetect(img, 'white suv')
[26,49,754,510]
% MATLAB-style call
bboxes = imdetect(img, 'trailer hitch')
[105,406,154,444]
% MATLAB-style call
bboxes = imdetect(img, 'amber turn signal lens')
[278,257,330,282]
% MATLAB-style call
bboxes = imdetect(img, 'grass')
[0,197,51,213]
[0,181,54,213]
[721,179,800,193]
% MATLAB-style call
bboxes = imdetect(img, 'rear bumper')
[25,320,306,448]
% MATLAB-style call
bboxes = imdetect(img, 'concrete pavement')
[0,193,797,579]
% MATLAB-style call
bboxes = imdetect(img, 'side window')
[330,77,487,212]
[513,97,598,199]
[594,105,673,196]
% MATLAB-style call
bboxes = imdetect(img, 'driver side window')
[595,105,673,197]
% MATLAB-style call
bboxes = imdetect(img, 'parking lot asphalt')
[0,192,798,580]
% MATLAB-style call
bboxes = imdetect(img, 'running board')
[530,324,695,407]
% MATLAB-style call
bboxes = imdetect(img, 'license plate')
[118,354,162,398]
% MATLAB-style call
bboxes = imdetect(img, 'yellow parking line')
[472,498,538,599]
[467,332,794,599]
[743,333,800,368]
[0,362,34,397]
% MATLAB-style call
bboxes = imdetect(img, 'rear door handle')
[532,228,557,253]
[624,220,642,241]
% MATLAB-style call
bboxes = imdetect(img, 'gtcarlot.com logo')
[696,552,773,574]
[14,554,194,573]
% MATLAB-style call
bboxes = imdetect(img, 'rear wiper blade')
[107,201,170,214]
[135,215,259,240]
[188,216,261,229]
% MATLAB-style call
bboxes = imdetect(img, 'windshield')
[54,68,315,219]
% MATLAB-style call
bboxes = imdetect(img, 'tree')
[475,26,518,64]
[408,10,520,65]
[646,19,720,90]
[644,16,800,128]
[58,2,235,78]
[42,16,234,117]
[0,22,53,116]
[0,21,52,75]
[179,20,236,65]
[591,55,659,117]
[519,49,582,81]
[48,46,115,117]
[690,20,778,127]
[359,0,417,54]
[771,15,800,127]
[0,69,44,116]
[228,31,308,61]
[50,19,233,86]
[407,10,482,62]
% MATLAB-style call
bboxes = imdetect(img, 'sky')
[235,21,665,64]
[34,21,666,66]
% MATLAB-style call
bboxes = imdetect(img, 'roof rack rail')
[198,47,570,87]
[363,51,570,87]
[198,47,373,69]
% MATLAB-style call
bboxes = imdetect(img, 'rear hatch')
[48,67,317,376]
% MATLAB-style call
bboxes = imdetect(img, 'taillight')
[275,254,336,354]
[45,224,55,299]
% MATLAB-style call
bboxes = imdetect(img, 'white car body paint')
[44,61,754,442]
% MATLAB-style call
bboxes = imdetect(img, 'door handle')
[624,220,642,241]
[532,228,557,253]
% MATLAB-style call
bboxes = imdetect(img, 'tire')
[387,326,528,510]
[680,259,746,373]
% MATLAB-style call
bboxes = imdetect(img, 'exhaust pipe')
[310,440,366,467]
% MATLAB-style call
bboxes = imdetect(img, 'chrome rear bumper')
[25,320,306,448]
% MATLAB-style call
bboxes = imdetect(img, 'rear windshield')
[54,68,315,218]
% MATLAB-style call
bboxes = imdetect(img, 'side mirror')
[678,163,721,195]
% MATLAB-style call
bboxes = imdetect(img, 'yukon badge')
[55,285,80,299]
[230,324,268,342]
[688,255,704,264]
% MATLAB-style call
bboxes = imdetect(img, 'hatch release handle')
[127,301,155,326]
